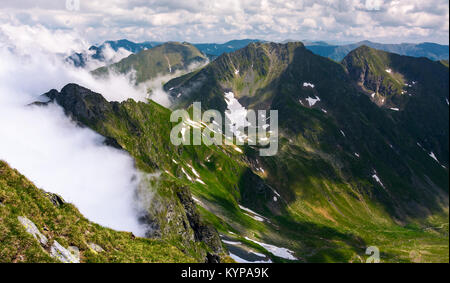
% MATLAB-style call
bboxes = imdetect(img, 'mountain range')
[67,39,449,69]
[67,39,259,68]
[305,40,450,61]
[66,39,163,67]
[2,40,448,263]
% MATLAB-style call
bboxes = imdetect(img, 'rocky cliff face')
[342,46,404,102]
[175,186,222,254]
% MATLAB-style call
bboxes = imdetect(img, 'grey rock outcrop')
[18,216,80,263]
[50,241,80,263]
[18,216,48,246]
[88,243,104,253]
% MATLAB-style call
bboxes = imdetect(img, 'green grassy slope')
[0,160,197,263]
[39,84,243,262]
[39,78,448,262]
[92,42,208,84]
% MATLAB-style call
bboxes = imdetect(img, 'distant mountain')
[306,40,449,61]
[68,38,449,71]
[193,39,262,56]
[91,42,208,83]
[97,39,162,54]
[283,39,331,46]
[66,39,163,67]
[67,39,261,68]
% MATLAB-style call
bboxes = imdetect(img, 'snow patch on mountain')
[429,152,439,162]
[428,152,446,168]
[306,96,321,106]
[372,170,385,188]
[229,253,272,263]
[224,92,249,133]
[244,237,298,260]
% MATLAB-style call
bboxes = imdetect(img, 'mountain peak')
[247,41,305,49]
[343,45,404,104]
[92,41,208,83]
[164,41,316,111]
[356,40,375,45]
[41,84,111,124]
[347,44,377,55]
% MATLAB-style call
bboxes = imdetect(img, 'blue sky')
[0,0,448,45]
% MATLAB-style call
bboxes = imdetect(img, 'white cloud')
[0,24,155,236]
[302,18,317,29]
[0,24,149,102]
[365,0,383,11]
[0,0,447,44]
[98,43,133,65]
[0,23,89,54]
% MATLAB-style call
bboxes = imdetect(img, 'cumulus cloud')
[0,0,448,44]
[0,24,150,102]
[0,23,89,55]
[67,42,133,71]
[0,24,155,236]
[100,44,133,65]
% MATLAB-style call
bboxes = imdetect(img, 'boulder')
[17,216,48,246]
[50,241,80,263]
[88,243,105,253]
